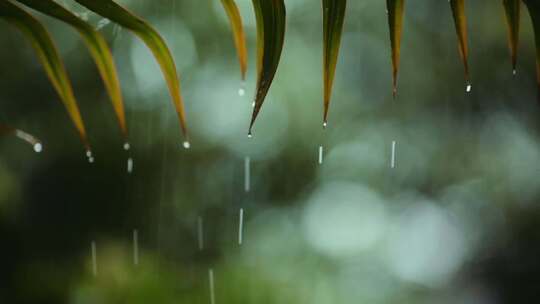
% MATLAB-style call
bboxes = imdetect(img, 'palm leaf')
[16,0,128,141]
[0,123,42,152]
[450,0,470,88]
[322,0,346,127]
[221,0,248,81]
[523,0,540,102]
[249,0,286,135]
[75,0,189,142]
[503,0,521,74]
[0,0,89,150]
[386,0,404,98]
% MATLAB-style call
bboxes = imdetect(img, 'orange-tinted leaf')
[16,0,128,140]
[0,0,89,149]
[249,0,286,135]
[322,0,346,126]
[76,0,189,142]
[386,0,404,98]
[503,0,521,73]
[450,0,470,85]
[221,0,248,81]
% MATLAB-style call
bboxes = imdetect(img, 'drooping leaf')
[249,0,286,135]
[0,0,89,149]
[322,0,346,127]
[386,0,404,98]
[450,0,470,86]
[16,0,128,140]
[502,0,521,74]
[0,123,42,152]
[75,0,189,142]
[221,0,248,81]
[523,0,540,102]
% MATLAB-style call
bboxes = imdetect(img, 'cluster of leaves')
[1,0,540,152]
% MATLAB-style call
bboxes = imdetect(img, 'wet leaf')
[503,0,521,73]
[450,0,470,85]
[16,0,128,140]
[0,123,42,152]
[386,0,404,98]
[221,0,248,81]
[75,0,188,141]
[0,0,89,149]
[322,0,346,126]
[249,0,286,135]
[523,0,540,101]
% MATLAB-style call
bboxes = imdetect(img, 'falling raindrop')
[239,81,246,96]
[318,145,324,165]
[123,142,131,151]
[183,141,191,149]
[244,157,251,193]
[238,208,244,245]
[91,241,97,277]
[86,150,92,158]
[208,268,216,304]
[197,216,204,251]
[512,69,517,76]
[127,157,134,174]
[133,229,139,266]
[33,143,43,153]
[391,140,397,169]
[466,83,472,93]
[96,18,111,30]
[88,157,95,164]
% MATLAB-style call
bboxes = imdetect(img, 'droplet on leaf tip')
[251,101,256,108]
[123,142,131,151]
[466,83,472,93]
[323,121,328,129]
[248,133,253,139]
[238,88,245,97]
[33,143,43,153]
[86,150,92,158]
[182,141,191,149]
[512,69,517,76]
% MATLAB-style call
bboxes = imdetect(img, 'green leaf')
[16,0,128,141]
[450,0,470,86]
[0,123,42,152]
[502,0,521,74]
[322,0,346,126]
[249,0,286,135]
[386,0,404,98]
[221,0,248,81]
[523,0,540,101]
[75,0,189,142]
[0,0,89,150]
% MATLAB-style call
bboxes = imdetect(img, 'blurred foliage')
[2,1,540,304]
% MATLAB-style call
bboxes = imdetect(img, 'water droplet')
[238,208,244,245]
[182,141,191,149]
[323,121,328,129]
[244,157,251,193]
[318,145,324,165]
[512,69,517,76]
[247,133,253,139]
[88,157,95,163]
[238,87,245,97]
[208,269,215,304]
[251,101,256,108]
[391,140,397,169]
[33,143,43,153]
[86,150,92,158]
[466,83,472,93]
[123,142,131,151]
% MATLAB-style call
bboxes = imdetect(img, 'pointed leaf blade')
[387,0,404,98]
[450,0,470,84]
[0,0,89,149]
[16,0,128,140]
[221,0,248,81]
[249,0,286,134]
[503,0,521,73]
[75,0,188,140]
[523,0,540,101]
[322,0,346,126]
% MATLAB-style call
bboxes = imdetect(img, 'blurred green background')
[2,0,540,303]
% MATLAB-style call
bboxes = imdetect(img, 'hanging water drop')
[127,157,133,174]
[88,157,95,164]
[123,142,131,151]
[33,143,43,153]
[86,150,92,158]
[323,121,328,129]
[512,69,517,76]
[247,133,253,139]
[183,141,191,149]
[466,83,472,93]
